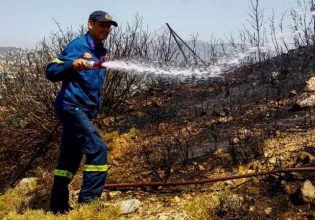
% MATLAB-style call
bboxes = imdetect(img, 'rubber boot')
[50,177,71,214]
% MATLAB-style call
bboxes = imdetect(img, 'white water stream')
[105,60,221,78]
[104,47,263,79]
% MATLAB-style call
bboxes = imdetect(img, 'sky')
[0,0,305,48]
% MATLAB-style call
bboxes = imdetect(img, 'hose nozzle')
[87,61,106,69]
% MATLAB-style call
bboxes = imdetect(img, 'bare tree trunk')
[247,0,265,81]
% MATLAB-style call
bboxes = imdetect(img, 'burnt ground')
[1,45,315,219]
[103,46,315,182]
[101,45,315,218]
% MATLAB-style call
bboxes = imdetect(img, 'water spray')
[88,60,225,79]
[85,49,262,79]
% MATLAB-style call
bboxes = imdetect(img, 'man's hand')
[72,59,89,71]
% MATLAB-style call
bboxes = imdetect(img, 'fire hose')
[104,167,315,189]
[87,61,106,69]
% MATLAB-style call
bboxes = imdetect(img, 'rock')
[117,199,142,214]
[268,157,277,165]
[218,115,233,123]
[305,77,315,92]
[290,90,297,97]
[270,72,280,84]
[15,177,38,193]
[296,94,315,108]
[225,180,234,186]
[238,128,251,140]
[301,180,315,204]
[232,137,240,144]
[11,177,39,207]
[271,71,279,79]
[264,207,272,215]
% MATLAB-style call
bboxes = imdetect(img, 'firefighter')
[46,10,118,214]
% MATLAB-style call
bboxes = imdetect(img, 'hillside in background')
[0,47,26,61]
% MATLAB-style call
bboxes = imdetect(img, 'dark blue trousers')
[50,105,107,213]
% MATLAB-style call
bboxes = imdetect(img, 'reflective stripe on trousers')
[54,169,74,180]
[83,164,108,172]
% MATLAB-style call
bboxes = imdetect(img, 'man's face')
[88,20,111,42]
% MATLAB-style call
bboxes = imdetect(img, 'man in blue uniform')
[46,10,118,214]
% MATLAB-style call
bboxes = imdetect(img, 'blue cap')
[89,10,118,27]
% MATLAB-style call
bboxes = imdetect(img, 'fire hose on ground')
[104,167,315,189]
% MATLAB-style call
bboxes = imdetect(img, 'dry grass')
[101,127,137,161]
[263,128,315,162]
[0,177,42,219]
[6,201,121,220]
[184,190,252,220]
[184,193,220,220]
[0,177,121,220]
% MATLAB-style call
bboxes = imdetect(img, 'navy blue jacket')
[46,33,107,118]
